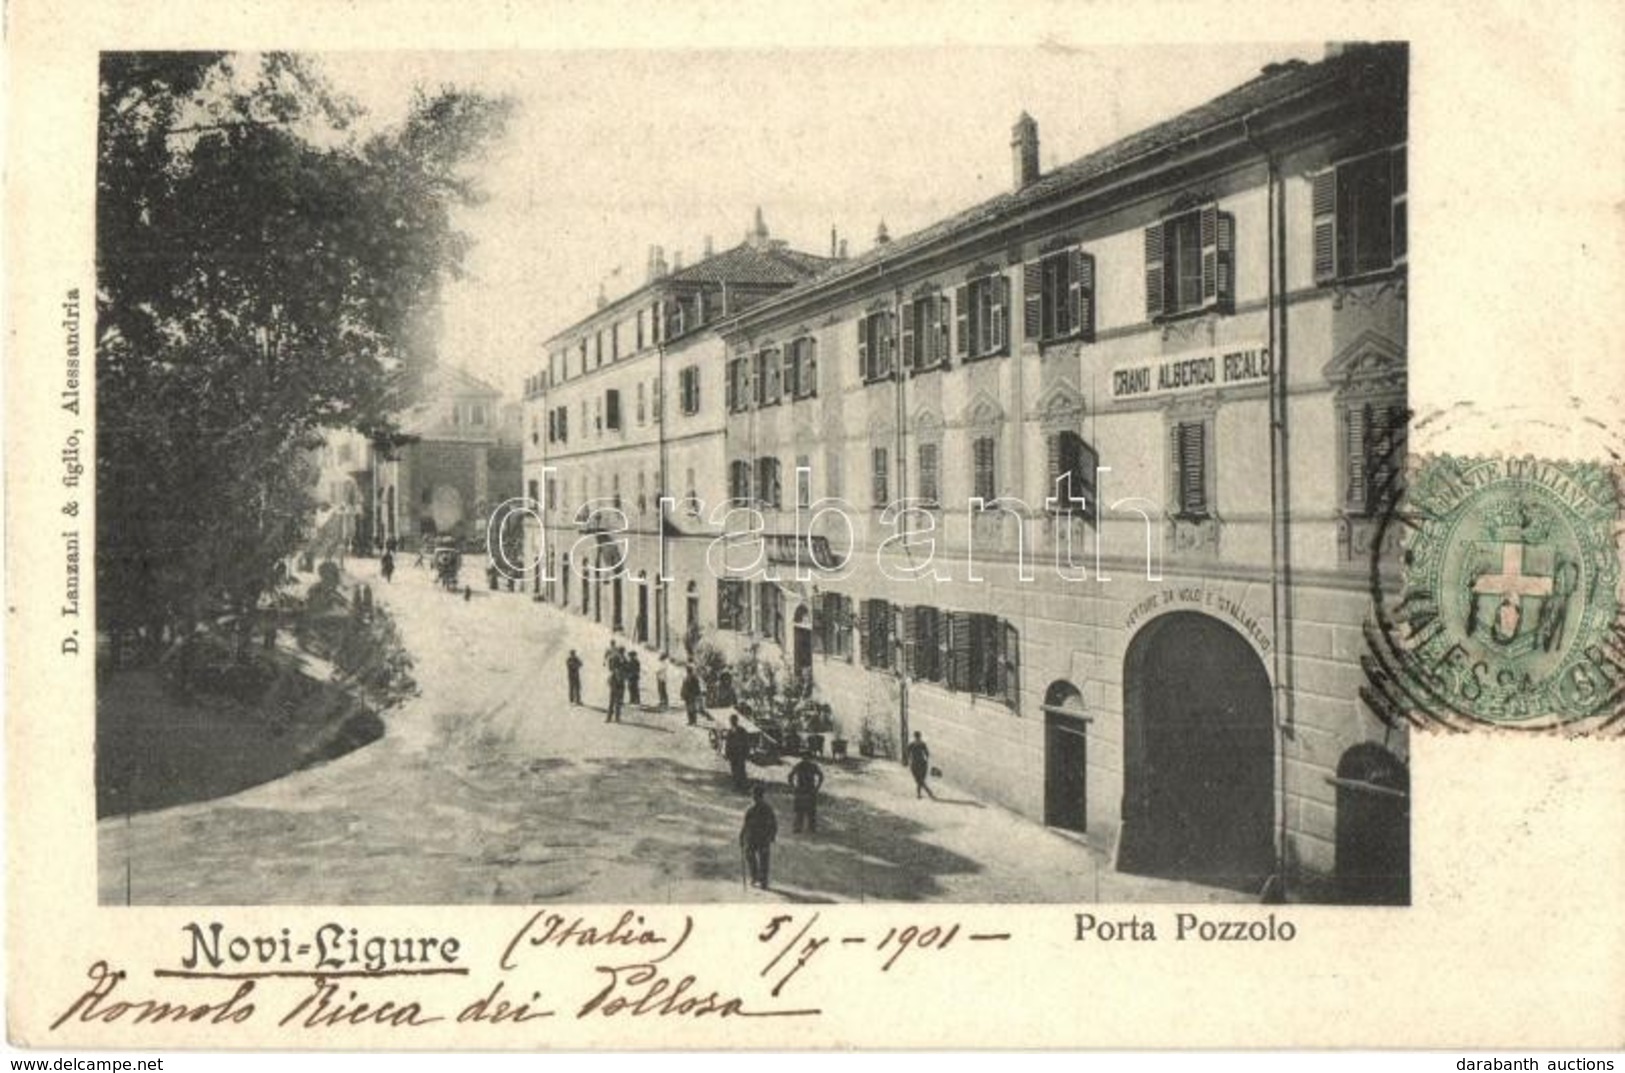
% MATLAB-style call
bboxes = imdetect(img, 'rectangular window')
[1047,431,1098,514]
[755,347,782,406]
[871,446,890,508]
[862,598,894,670]
[558,406,568,443]
[636,382,646,425]
[611,322,620,362]
[1146,205,1233,318]
[918,442,940,506]
[972,436,997,501]
[604,389,621,431]
[944,612,1017,708]
[858,311,895,382]
[759,582,784,644]
[728,459,752,506]
[636,310,645,351]
[1167,212,1203,313]
[908,605,943,683]
[788,337,819,398]
[820,593,854,661]
[796,454,812,509]
[545,477,557,511]
[955,274,1010,360]
[903,294,951,371]
[1025,248,1096,343]
[717,578,748,632]
[1174,420,1209,518]
[547,409,557,444]
[1316,147,1407,282]
[1345,400,1407,515]
[726,356,751,414]
[680,366,700,415]
[756,456,782,509]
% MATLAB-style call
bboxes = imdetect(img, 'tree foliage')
[96,51,511,659]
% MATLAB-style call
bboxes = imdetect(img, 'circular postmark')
[1364,454,1625,731]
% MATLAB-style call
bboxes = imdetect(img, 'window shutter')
[991,274,1009,352]
[1200,204,1220,303]
[898,305,916,371]
[1046,433,1062,502]
[1177,422,1206,515]
[948,612,973,691]
[1214,214,1234,309]
[1391,146,1407,266]
[804,339,818,396]
[881,312,896,377]
[1064,249,1080,337]
[1345,404,1369,513]
[900,602,917,678]
[1002,621,1021,712]
[857,317,870,380]
[954,285,970,358]
[1024,260,1044,341]
[810,593,824,655]
[1312,168,1338,283]
[1144,223,1165,319]
[857,600,874,667]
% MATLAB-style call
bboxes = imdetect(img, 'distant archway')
[1119,612,1274,892]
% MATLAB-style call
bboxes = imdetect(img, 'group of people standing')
[563,642,708,726]
[559,638,937,894]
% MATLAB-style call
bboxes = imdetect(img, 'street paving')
[98,562,1250,905]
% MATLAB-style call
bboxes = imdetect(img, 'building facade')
[708,44,1409,901]
[521,215,833,652]
[374,365,523,552]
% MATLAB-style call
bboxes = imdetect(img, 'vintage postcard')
[6,0,1623,1051]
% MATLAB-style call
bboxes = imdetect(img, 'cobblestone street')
[100,562,1248,905]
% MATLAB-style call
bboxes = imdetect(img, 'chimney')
[838,238,848,260]
[654,246,668,278]
[596,281,608,310]
[1012,111,1039,190]
[830,226,838,258]
[746,206,770,248]
[672,249,684,272]
[874,220,890,246]
[646,245,658,283]
[703,234,715,258]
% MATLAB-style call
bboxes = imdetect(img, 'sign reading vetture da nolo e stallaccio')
[1109,342,1272,401]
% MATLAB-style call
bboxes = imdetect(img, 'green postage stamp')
[1383,455,1625,729]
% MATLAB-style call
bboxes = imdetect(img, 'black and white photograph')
[93,41,1413,907]
[8,0,1625,1056]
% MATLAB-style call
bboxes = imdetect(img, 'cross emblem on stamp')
[1385,456,1624,727]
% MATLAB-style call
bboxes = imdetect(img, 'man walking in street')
[905,731,935,800]
[739,784,778,890]
[626,650,642,709]
[605,644,625,723]
[787,751,825,834]
[724,714,751,791]
[681,664,702,725]
[565,649,583,706]
[380,550,395,584]
[655,655,671,711]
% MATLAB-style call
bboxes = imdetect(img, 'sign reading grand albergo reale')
[1109,342,1272,401]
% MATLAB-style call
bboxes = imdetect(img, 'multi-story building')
[373,365,523,552]
[521,215,832,651]
[713,44,1409,902]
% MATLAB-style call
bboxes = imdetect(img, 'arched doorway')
[1044,680,1088,834]
[1334,744,1410,905]
[1119,612,1275,892]
[793,605,814,685]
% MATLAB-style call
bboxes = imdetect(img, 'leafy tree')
[96,52,511,663]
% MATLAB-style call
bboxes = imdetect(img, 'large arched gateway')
[1119,611,1275,893]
